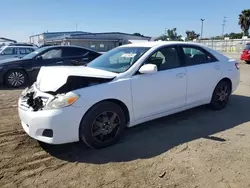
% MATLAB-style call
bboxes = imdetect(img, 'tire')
[210,80,231,110]
[79,101,126,149]
[246,61,250,64]
[5,69,28,88]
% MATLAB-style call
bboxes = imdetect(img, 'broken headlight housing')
[21,87,30,97]
[45,92,80,109]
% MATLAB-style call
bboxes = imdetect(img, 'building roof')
[45,32,151,42]
[30,31,91,37]
[0,37,17,43]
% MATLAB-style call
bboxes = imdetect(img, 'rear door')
[179,45,222,105]
[18,47,35,58]
[62,47,101,66]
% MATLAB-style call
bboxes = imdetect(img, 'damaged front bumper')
[18,85,89,144]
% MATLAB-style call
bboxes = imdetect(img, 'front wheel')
[79,102,126,149]
[210,80,231,110]
[245,61,250,64]
[5,69,28,88]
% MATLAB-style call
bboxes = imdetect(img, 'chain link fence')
[195,39,250,53]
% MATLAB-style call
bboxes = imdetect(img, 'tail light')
[235,62,240,69]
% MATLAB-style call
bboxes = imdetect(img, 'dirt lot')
[1,57,250,188]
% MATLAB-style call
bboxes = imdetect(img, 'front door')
[0,47,18,60]
[131,46,187,120]
[29,48,63,82]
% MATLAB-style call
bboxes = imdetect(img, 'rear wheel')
[5,69,28,88]
[210,80,231,110]
[79,102,126,149]
[245,61,250,64]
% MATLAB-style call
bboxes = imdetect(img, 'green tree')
[224,32,244,39]
[155,28,183,41]
[185,30,200,41]
[238,9,250,36]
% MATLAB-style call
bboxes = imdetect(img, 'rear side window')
[181,46,217,66]
[62,47,88,57]
[19,48,34,55]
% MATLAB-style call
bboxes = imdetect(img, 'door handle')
[56,61,63,64]
[176,73,186,78]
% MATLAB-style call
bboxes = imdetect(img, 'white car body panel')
[18,41,240,144]
[131,67,187,120]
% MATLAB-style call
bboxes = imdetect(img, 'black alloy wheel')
[5,69,28,88]
[79,102,126,149]
[210,80,231,110]
[91,111,120,143]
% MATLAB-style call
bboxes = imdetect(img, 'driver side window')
[146,47,181,71]
[41,49,62,59]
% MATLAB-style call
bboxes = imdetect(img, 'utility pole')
[222,17,227,38]
[200,19,205,41]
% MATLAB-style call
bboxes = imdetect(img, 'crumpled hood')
[36,66,118,92]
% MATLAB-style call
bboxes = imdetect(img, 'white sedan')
[18,41,240,149]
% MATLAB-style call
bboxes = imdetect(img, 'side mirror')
[138,64,158,74]
[35,55,43,60]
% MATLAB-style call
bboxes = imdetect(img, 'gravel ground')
[1,55,250,188]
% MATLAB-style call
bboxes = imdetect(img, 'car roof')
[42,45,100,53]
[121,41,205,48]
[4,45,36,48]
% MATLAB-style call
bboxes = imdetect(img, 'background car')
[0,45,36,60]
[0,45,101,87]
[7,43,38,48]
[240,42,250,64]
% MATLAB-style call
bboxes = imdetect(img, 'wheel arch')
[82,98,130,125]
[218,77,232,92]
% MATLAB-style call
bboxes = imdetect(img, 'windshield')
[22,46,51,59]
[86,47,150,73]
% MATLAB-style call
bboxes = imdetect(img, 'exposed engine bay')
[47,76,114,95]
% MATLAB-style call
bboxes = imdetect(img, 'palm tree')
[155,28,183,41]
[186,30,200,41]
[238,9,250,36]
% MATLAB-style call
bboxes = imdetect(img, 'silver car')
[0,46,36,61]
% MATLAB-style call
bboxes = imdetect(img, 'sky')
[0,0,246,42]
